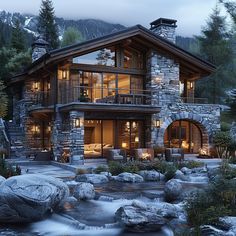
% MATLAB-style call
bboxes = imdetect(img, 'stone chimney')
[150,18,177,43]
[31,36,49,62]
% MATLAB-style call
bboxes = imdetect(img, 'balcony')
[59,86,152,106]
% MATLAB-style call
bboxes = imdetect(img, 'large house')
[9,18,220,163]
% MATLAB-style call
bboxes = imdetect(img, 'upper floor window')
[73,47,115,67]
[124,49,143,69]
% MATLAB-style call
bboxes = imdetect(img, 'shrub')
[164,165,177,180]
[108,161,124,175]
[76,168,88,175]
[0,158,21,178]
[221,122,231,132]
[93,165,108,174]
[213,131,232,158]
[220,161,236,179]
[186,179,236,229]
[177,160,204,169]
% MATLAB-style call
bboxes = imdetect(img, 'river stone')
[0,176,6,185]
[73,182,95,200]
[180,167,192,175]
[200,225,233,236]
[173,170,190,181]
[164,179,183,201]
[218,217,236,231]
[115,201,167,232]
[113,172,144,183]
[0,174,69,223]
[138,170,165,181]
[75,174,109,184]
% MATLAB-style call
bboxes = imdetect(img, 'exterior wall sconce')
[122,142,127,148]
[62,69,67,80]
[153,119,161,128]
[135,137,139,143]
[72,118,81,128]
[47,126,51,133]
[190,81,194,89]
[47,82,51,90]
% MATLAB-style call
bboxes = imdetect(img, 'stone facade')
[151,25,176,43]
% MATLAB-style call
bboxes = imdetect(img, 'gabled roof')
[14,24,216,78]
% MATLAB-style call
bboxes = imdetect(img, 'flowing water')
[0,181,177,236]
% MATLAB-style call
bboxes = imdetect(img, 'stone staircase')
[6,122,26,158]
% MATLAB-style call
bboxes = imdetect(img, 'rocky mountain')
[0,10,125,42]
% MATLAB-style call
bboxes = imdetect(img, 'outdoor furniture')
[134,148,154,161]
[165,148,184,162]
[107,149,126,162]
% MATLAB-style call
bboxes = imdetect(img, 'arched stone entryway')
[156,112,210,153]
[163,119,208,153]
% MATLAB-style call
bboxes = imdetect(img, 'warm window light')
[32,125,40,134]
[135,137,139,143]
[33,82,39,91]
[122,142,127,148]
[72,118,81,128]
[47,126,51,133]
[47,82,51,90]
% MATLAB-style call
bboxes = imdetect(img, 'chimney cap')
[150,18,177,29]
[32,36,49,47]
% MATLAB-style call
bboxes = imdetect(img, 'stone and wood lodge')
[8,18,220,163]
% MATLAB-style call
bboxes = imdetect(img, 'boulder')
[138,170,165,181]
[75,174,109,184]
[164,179,183,201]
[0,176,6,185]
[180,167,192,175]
[58,196,78,210]
[73,182,95,200]
[154,202,182,218]
[113,172,144,183]
[0,174,69,223]
[115,200,167,232]
[173,170,190,181]
[200,225,233,236]
[219,217,236,231]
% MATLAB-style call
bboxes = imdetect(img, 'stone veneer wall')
[151,25,176,43]
[146,49,221,151]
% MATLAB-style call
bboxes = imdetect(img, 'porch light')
[190,81,194,89]
[153,119,161,128]
[62,69,67,80]
[135,137,139,143]
[47,126,51,133]
[122,142,127,148]
[47,82,51,90]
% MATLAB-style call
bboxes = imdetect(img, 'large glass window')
[73,48,115,66]
[124,49,143,69]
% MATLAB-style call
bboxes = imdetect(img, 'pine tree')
[61,27,83,47]
[37,0,59,49]
[96,49,112,65]
[195,6,233,104]
[11,19,25,53]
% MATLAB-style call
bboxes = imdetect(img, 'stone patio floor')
[9,154,223,180]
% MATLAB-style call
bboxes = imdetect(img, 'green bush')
[213,131,232,158]
[164,165,177,180]
[221,122,231,132]
[108,161,124,175]
[186,179,236,229]
[0,158,21,178]
[177,160,204,169]
[220,161,236,179]
[93,165,108,174]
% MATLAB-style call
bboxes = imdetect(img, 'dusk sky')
[0,0,228,36]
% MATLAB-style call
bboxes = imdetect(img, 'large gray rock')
[0,174,69,223]
[200,225,233,236]
[180,167,192,175]
[73,182,95,200]
[0,176,6,185]
[115,200,167,232]
[113,172,144,183]
[138,170,165,181]
[173,170,190,181]
[164,179,183,201]
[75,174,108,184]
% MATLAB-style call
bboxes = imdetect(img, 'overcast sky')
[0,0,228,36]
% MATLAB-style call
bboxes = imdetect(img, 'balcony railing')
[58,86,152,106]
[180,97,208,104]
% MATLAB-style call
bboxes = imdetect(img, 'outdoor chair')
[107,149,126,162]
[165,148,184,162]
